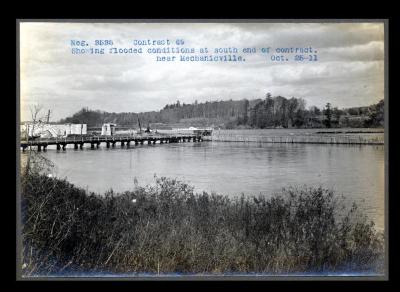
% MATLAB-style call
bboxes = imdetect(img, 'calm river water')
[27,137,385,230]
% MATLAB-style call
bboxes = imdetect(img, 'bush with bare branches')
[20,172,384,276]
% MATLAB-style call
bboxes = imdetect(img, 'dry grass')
[20,173,384,276]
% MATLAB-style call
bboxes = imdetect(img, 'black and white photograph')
[17,20,387,279]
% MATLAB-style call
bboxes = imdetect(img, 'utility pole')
[46,109,51,123]
[137,117,142,133]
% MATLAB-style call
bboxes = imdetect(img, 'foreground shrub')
[20,174,384,276]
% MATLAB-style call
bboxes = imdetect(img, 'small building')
[101,123,116,136]
[21,123,87,138]
[70,124,87,135]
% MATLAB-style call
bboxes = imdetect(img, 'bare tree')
[23,104,53,177]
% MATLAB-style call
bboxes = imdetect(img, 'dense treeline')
[59,95,384,129]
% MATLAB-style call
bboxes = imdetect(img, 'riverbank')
[21,173,384,276]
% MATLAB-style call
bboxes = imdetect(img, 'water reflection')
[22,141,385,230]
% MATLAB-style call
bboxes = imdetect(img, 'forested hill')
[59,96,384,129]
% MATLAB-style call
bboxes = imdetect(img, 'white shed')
[101,123,116,136]
[70,124,87,135]
[21,123,87,138]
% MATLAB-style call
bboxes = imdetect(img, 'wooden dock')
[20,133,203,151]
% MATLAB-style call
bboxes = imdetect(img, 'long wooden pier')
[20,134,203,152]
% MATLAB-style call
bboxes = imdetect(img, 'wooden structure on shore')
[204,133,384,145]
[20,134,203,152]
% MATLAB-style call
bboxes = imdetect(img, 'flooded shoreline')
[21,137,385,231]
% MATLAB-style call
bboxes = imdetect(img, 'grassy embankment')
[20,152,384,276]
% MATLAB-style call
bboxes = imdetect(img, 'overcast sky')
[19,22,385,121]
